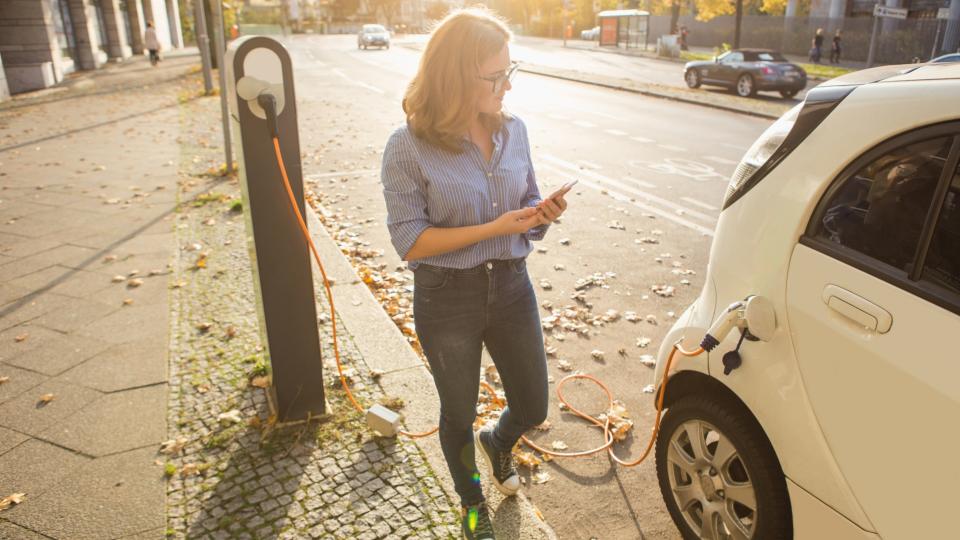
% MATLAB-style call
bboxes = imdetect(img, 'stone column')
[67,0,105,70]
[0,0,65,93]
[100,0,131,60]
[943,0,960,54]
[126,0,145,55]
[165,0,182,48]
[0,52,11,101]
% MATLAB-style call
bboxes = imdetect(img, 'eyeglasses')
[479,61,519,94]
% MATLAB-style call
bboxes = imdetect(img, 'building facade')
[0,0,186,98]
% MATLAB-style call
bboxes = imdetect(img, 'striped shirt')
[380,115,549,270]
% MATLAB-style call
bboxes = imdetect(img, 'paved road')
[286,34,773,539]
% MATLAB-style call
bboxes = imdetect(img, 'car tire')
[656,394,792,540]
[684,69,701,89]
[780,90,799,99]
[735,74,756,98]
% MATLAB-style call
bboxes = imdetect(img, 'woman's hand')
[492,207,542,236]
[536,196,567,225]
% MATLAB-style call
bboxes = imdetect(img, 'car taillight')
[761,66,775,75]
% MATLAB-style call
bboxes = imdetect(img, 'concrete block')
[5,62,56,94]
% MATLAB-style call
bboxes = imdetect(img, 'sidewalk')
[1,49,556,539]
[0,54,195,538]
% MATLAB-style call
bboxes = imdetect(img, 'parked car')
[683,48,807,99]
[932,52,960,63]
[653,61,960,539]
[358,24,390,50]
[581,26,600,40]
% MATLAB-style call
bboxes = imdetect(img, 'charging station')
[224,36,326,421]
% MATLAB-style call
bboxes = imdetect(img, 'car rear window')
[364,25,386,33]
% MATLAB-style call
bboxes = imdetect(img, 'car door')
[785,124,960,539]
[716,52,743,85]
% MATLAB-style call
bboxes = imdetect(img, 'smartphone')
[549,180,578,201]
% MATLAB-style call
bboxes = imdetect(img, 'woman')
[144,21,161,66]
[380,8,567,539]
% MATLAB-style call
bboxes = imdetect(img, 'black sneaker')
[462,503,495,540]
[474,428,520,496]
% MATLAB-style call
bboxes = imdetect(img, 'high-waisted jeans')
[413,258,549,507]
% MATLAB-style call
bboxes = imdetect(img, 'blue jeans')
[413,258,549,507]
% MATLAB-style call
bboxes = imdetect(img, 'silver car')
[358,24,390,50]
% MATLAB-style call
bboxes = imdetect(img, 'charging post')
[224,36,326,421]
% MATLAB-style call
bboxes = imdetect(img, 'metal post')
[932,20,943,60]
[194,0,213,94]
[866,13,880,68]
[210,0,233,173]
[225,37,326,421]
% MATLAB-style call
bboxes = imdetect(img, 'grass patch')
[191,191,229,207]
[229,199,243,213]
[164,462,177,477]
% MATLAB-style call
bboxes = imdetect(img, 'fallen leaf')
[557,360,573,372]
[225,326,238,339]
[250,375,270,388]
[196,322,212,332]
[112,275,126,283]
[558,238,570,246]
[0,376,9,385]
[591,350,605,361]
[0,493,25,511]
[514,450,542,469]
[539,280,553,291]
[194,253,208,269]
[14,334,28,343]
[122,298,134,306]
[159,437,187,455]
[642,384,656,394]
[127,278,143,288]
[39,393,55,404]
[636,337,652,348]
[180,463,200,477]
[534,421,552,431]
[218,409,242,425]
[640,355,656,367]
[103,255,118,263]
[551,440,569,451]
[533,471,551,484]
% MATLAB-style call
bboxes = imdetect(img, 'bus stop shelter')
[598,9,650,50]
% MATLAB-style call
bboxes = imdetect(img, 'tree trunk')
[670,0,680,34]
[734,0,743,49]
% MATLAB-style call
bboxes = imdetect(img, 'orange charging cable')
[271,136,704,454]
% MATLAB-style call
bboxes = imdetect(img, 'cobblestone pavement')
[162,76,461,539]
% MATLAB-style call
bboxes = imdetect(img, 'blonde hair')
[403,7,512,152]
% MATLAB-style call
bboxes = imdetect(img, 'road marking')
[540,153,717,231]
[631,136,654,143]
[605,129,628,136]
[331,68,385,94]
[705,155,740,166]
[657,144,688,152]
[573,120,596,128]
[625,175,657,189]
[583,110,620,120]
[548,113,571,121]
[539,161,715,237]
[576,160,602,170]
[681,196,719,211]
[305,169,380,180]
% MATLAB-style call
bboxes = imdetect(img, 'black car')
[683,48,807,99]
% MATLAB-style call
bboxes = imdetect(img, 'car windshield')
[745,51,788,62]
[363,25,386,33]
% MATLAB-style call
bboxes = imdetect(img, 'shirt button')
[486,262,493,270]
[486,172,493,178]
[492,202,498,207]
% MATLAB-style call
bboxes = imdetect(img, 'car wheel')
[656,394,792,540]
[779,90,799,99]
[735,74,756,98]
[685,69,701,89]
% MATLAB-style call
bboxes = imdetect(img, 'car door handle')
[821,285,893,334]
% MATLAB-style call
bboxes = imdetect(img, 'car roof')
[820,62,960,87]
[733,48,778,54]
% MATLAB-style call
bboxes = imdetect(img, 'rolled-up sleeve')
[382,133,430,260]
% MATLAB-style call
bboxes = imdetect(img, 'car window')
[363,25,385,33]
[815,136,953,272]
[722,52,744,64]
[922,164,960,295]
[758,52,787,62]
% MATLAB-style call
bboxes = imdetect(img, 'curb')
[304,205,559,540]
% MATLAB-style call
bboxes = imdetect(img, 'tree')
[424,1,448,22]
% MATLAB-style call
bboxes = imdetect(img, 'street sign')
[937,7,950,20]
[873,5,908,20]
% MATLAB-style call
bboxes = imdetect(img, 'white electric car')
[653,62,960,539]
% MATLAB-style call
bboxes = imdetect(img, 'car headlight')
[723,103,801,206]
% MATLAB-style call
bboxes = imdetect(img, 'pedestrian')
[810,27,824,63]
[830,29,842,64]
[679,25,689,51]
[144,21,161,66]
[379,7,564,540]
